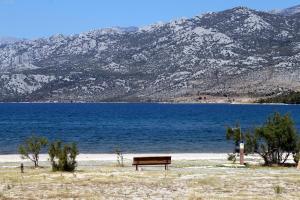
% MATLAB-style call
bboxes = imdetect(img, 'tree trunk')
[282,153,290,164]
[34,154,39,168]
[261,154,270,166]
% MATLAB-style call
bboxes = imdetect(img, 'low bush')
[274,185,283,194]
[48,141,79,172]
[227,153,236,163]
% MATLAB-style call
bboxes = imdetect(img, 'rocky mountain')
[271,5,300,16]
[0,6,300,102]
[0,37,23,45]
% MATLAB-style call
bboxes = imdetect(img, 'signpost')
[240,142,244,165]
[231,126,244,165]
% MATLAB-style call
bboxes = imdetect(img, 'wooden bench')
[132,156,171,171]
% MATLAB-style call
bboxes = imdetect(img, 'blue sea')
[0,103,299,154]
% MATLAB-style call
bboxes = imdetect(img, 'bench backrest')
[133,156,171,165]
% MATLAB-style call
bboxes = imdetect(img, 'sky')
[1,0,299,39]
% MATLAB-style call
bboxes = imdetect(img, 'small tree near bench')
[18,135,48,168]
[48,141,79,172]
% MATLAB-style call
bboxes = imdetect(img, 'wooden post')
[20,163,24,173]
[240,142,244,165]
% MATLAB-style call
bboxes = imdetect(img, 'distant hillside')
[271,5,300,16]
[0,37,22,45]
[0,5,300,102]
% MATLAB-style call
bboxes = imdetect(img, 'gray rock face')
[0,6,300,102]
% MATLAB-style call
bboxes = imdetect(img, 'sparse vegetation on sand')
[0,159,299,199]
[19,136,79,172]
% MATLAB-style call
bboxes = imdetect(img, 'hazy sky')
[1,0,299,39]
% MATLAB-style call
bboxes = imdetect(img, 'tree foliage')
[258,91,300,104]
[245,112,299,165]
[294,140,300,163]
[48,141,79,172]
[226,124,243,153]
[18,135,48,167]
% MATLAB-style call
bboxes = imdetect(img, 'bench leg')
[136,165,138,171]
[165,164,167,170]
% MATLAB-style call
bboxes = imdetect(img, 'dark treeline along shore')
[258,91,300,104]
[0,103,300,154]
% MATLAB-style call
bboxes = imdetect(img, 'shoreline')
[0,101,295,105]
[0,153,233,163]
[2,153,294,165]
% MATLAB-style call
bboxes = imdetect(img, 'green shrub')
[245,112,298,165]
[274,185,283,194]
[48,141,79,172]
[225,124,251,155]
[227,153,236,163]
[18,135,48,167]
[226,124,243,151]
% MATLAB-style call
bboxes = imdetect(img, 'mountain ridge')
[271,5,300,16]
[0,6,300,102]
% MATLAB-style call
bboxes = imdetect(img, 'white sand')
[0,153,231,163]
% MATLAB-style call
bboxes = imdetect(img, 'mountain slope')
[272,5,300,16]
[0,37,23,45]
[0,7,300,102]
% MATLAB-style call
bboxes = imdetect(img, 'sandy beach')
[0,153,299,199]
[0,153,230,163]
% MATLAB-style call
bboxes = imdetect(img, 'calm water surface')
[0,103,299,154]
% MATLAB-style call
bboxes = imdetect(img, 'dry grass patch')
[1,160,300,199]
